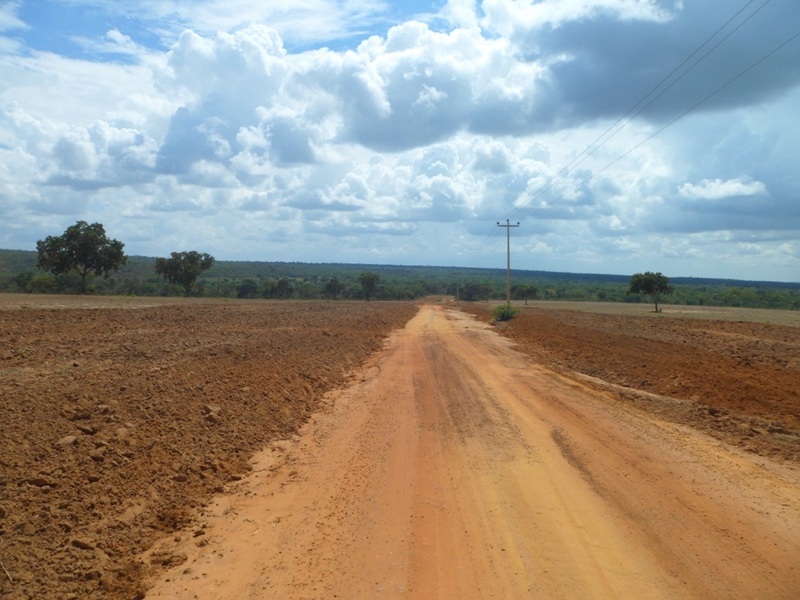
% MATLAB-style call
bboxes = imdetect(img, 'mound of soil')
[464,304,800,463]
[0,299,417,600]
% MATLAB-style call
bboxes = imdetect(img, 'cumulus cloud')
[481,0,677,36]
[500,0,800,124]
[440,0,480,29]
[678,177,767,200]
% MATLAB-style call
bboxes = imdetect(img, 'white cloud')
[69,28,149,59]
[440,0,479,29]
[53,0,393,49]
[0,1,26,32]
[0,51,165,128]
[482,0,677,37]
[52,133,95,172]
[678,177,767,201]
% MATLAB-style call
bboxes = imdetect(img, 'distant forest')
[1,248,798,310]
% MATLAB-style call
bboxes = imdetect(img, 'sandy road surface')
[145,305,800,599]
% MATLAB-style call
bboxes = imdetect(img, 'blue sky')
[1,1,799,281]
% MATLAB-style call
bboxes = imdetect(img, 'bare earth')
[0,297,417,599]
[463,302,800,463]
[1,297,799,599]
[145,304,800,599]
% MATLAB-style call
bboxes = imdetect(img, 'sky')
[0,0,798,282]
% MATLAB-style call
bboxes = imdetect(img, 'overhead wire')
[551,26,800,196]
[506,0,775,223]
[466,0,795,272]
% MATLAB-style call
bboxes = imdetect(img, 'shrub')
[493,305,519,322]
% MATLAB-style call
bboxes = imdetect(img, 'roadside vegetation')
[492,305,519,322]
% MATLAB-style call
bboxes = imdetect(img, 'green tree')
[30,273,59,294]
[461,282,492,301]
[358,272,380,301]
[13,271,34,293]
[322,277,346,299]
[237,278,260,299]
[275,277,294,299]
[36,221,127,294]
[512,283,538,305]
[294,280,319,299]
[628,271,674,313]
[155,251,215,297]
[262,278,278,298]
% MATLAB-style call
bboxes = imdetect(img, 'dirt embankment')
[0,299,417,600]
[463,303,800,462]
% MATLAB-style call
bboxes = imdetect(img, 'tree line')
[1,221,798,310]
[24,221,392,300]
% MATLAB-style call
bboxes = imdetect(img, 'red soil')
[0,298,417,599]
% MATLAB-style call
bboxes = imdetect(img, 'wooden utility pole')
[497,219,520,307]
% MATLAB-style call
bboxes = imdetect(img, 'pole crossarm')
[497,219,520,307]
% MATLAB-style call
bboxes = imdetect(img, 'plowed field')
[462,302,800,462]
[0,296,417,599]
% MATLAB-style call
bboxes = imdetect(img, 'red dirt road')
[146,305,800,599]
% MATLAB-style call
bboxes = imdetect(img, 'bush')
[493,305,519,322]
[29,273,59,294]
[237,278,260,299]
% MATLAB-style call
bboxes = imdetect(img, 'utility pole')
[497,219,520,308]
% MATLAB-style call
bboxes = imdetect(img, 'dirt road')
[145,305,800,599]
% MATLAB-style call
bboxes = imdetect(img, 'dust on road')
[145,305,800,599]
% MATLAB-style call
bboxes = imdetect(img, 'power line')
[573,27,800,189]
[491,26,799,270]
[507,0,775,223]
[466,2,796,273]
